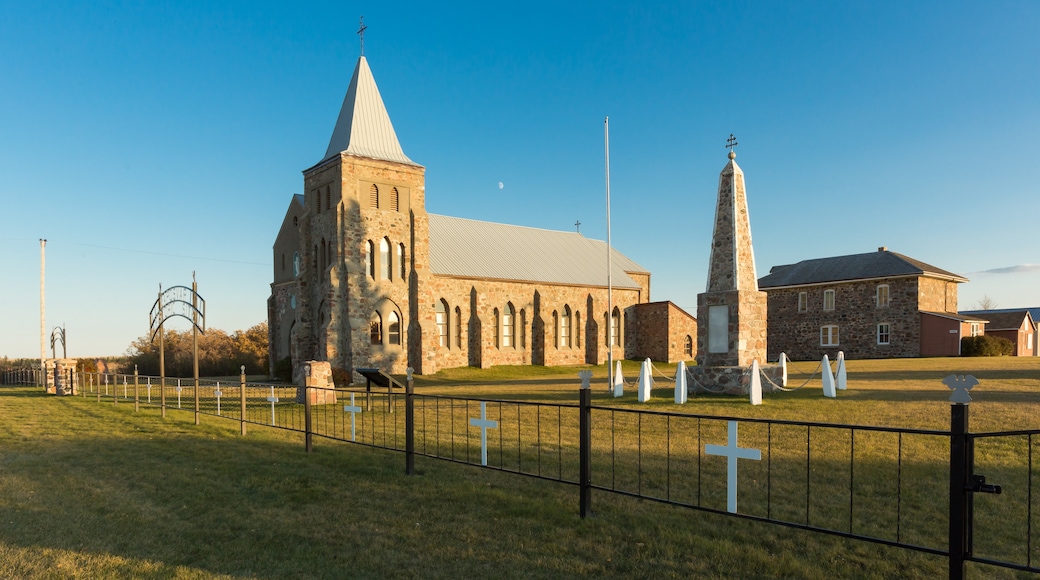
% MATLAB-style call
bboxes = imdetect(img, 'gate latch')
[966,474,1002,494]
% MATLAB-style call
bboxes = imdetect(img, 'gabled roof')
[958,309,1036,331]
[758,249,968,289]
[921,310,989,323]
[293,193,305,207]
[320,56,417,167]
[428,214,647,289]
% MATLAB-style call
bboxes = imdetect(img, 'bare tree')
[974,295,998,310]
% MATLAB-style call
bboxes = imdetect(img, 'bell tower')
[295,43,427,381]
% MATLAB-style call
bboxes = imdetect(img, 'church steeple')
[322,56,416,166]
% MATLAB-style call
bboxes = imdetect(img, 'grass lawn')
[1,356,1038,578]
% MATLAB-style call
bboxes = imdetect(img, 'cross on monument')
[358,16,368,56]
[344,393,362,441]
[705,420,761,513]
[469,401,499,466]
[726,134,738,151]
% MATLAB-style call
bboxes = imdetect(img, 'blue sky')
[2,1,1038,359]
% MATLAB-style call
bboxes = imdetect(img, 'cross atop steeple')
[358,16,368,56]
[574,220,581,233]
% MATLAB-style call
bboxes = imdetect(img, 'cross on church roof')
[726,134,738,151]
[358,16,368,56]
[575,220,581,233]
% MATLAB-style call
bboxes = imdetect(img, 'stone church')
[268,54,695,380]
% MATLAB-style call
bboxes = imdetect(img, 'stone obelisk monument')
[692,137,775,394]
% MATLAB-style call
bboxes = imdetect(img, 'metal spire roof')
[322,56,417,166]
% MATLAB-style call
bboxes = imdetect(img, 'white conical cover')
[674,361,688,404]
[822,354,836,398]
[779,352,789,387]
[836,351,847,390]
[750,359,762,405]
[612,360,624,398]
[323,56,416,166]
[637,358,653,402]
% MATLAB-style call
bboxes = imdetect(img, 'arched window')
[321,238,327,270]
[380,238,391,280]
[370,184,379,208]
[493,308,500,349]
[316,190,321,213]
[684,335,693,357]
[503,303,515,348]
[575,311,581,348]
[370,313,382,345]
[519,309,527,349]
[365,241,375,278]
[454,306,462,348]
[293,215,298,227]
[390,187,400,211]
[553,311,559,349]
[560,305,571,348]
[397,244,405,280]
[435,300,448,348]
[388,311,401,345]
[611,307,621,347]
[325,186,331,211]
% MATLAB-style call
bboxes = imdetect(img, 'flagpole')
[605,117,613,388]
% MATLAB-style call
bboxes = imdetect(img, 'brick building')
[758,247,974,360]
[268,55,681,380]
[959,309,1038,356]
[627,301,698,363]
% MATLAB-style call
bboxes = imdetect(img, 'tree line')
[126,322,268,377]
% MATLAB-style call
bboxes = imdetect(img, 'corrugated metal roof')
[759,249,968,289]
[428,214,647,288]
[322,56,417,166]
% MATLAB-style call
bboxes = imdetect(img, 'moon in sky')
[498,182,504,190]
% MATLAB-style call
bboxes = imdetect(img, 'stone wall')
[419,276,643,374]
[765,277,925,360]
[627,301,698,363]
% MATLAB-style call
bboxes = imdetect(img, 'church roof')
[321,56,417,166]
[428,214,647,289]
[759,248,968,289]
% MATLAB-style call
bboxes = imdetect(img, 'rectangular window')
[503,311,513,348]
[877,285,890,308]
[823,290,835,311]
[877,323,891,345]
[821,325,839,347]
[798,292,807,313]
[970,323,980,337]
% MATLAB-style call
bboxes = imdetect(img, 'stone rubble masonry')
[696,155,768,372]
[297,360,337,405]
[764,276,960,361]
[627,301,698,363]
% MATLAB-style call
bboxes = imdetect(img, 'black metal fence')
[66,369,1038,579]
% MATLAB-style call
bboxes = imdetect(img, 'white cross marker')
[176,379,183,409]
[343,393,362,441]
[123,376,128,399]
[705,420,762,513]
[146,377,151,403]
[469,401,499,466]
[214,381,222,416]
[267,386,279,426]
